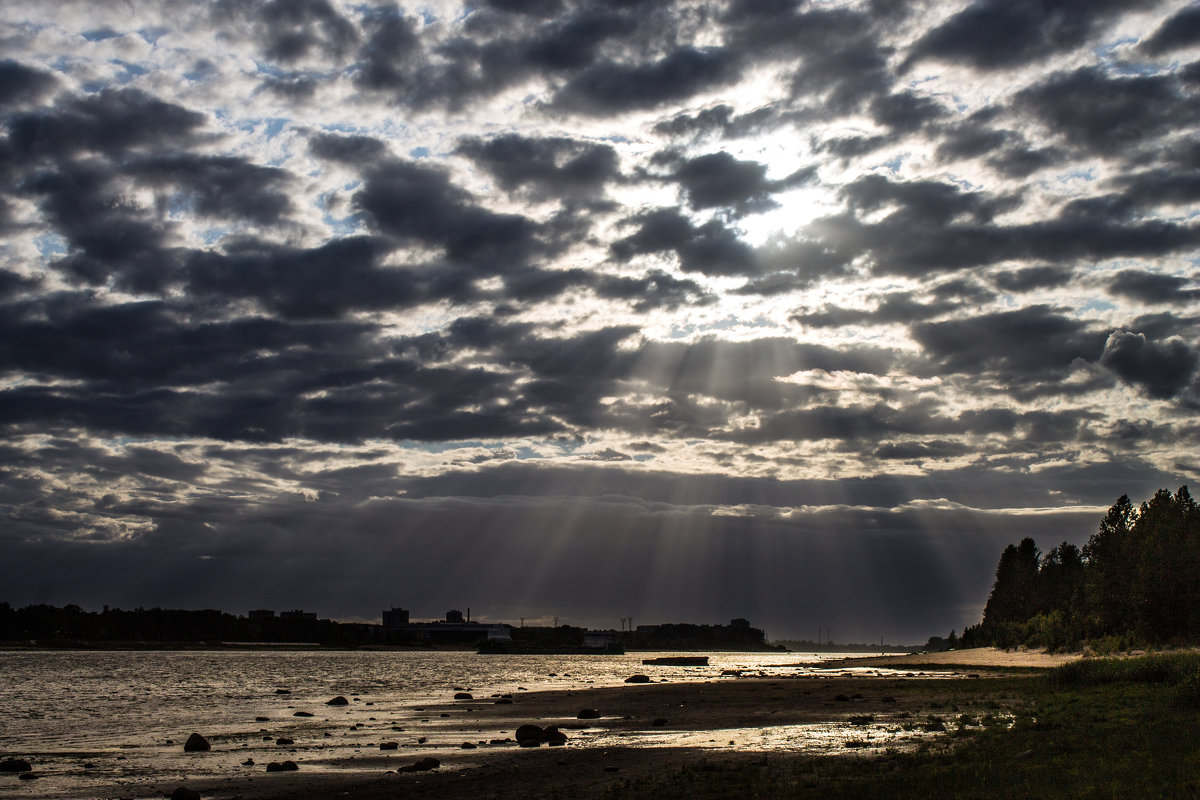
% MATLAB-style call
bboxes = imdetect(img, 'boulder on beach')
[515,724,544,746]
[454,692,473,700]
[183,733,211,752]
[460,742,477,749]
[577,709,601,719]
[17,773,39,781]
[265,760,299,772]
[255,716,270,722]
[379,742,399,751]
[625,674,651,683]
[170,787,201,800]
[326,696,349,706]
[399,757,440,773]
[544,726,568,746]
[0,759,32,773]
[276,737,295,746]
[293,711,314,717]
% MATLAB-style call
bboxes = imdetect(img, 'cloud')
[906,0,1133,71]
[1100,331,1199,399]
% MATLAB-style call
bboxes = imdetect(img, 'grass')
[600,653,1200,799]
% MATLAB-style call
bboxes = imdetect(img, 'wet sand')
[818,646,1082,670]
[143,650,1056,800]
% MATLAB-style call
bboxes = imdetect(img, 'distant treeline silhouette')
[0,603,376,645]
[963,486,1200,651]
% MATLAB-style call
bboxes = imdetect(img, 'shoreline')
[115,648,1055,800]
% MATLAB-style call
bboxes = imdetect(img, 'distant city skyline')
[2,2,1198,642]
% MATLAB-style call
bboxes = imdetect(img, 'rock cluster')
[514,724,568,747]
[265,760,299,772]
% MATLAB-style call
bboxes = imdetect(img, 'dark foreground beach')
[121,649,1077,800]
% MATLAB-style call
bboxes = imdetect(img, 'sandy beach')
[135,647,1062,800]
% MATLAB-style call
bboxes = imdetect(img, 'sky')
[1,0,1198,643]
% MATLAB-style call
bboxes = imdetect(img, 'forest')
[963,486,1200,651]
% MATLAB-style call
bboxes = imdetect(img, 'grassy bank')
[603,653,1200,799]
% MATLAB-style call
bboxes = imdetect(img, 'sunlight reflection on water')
[0,649,944,798]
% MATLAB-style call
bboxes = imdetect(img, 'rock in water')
[379,742,399,751]
[544,726,568,746]
[170,788,201,800]
[454,692,473,700]
[0,759,31,773]
[293,711,314,717]
[577,709,601,719]
[326,696,349,706]
[275,737,294,745]
[624,674,651,683]
[183,733,211,752]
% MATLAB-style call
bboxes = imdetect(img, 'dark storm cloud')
[1013,67,1199,159]
[5,87,207,161]
[308,131,390,162]
[1138,3,1200,55]
[799,174,1200,278]
[792,291,960,329]
[184,236,423,318]
[905,0,1135,71]
[665,151,815,216]
[1100,331,1199,399]
[126,154,294,225]
[354,159,543,269]
[0,60,58,108]
[992,265,1075,293]
[249,0,360,64]
[652,104,781,140]
[1107,270,1200,305]
[455,133,620,201]
[547,46,739,115]
[592,270,714,311]
[611,209,758,276]
[911,305,1107,381]
[722,2,892,115]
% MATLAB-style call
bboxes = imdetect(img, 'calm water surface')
[0,649,903,798]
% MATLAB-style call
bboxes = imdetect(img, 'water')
[0,649,923,798]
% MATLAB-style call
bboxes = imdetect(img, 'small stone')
[624,674,651,684]
[293,711,314,717]
[274,689,291,694]
[243,759,255,766]
[255,716,270,722]
[834,694,850,702]
[183,733,211,752]
[460,742,477,749]
[276,737,294,746]
[17,773,40,781]
[0,759,32,773]
[326,696,349,706]
[494,698,513,705]
[380,742,399,751]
